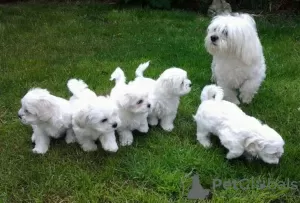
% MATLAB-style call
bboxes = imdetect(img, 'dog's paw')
[120,137,133,147]
[201,142,212,149]
[102,142,119,153]
[148,117,158,126]
[161,123,174,132]
[32,147,48,154]
[239,93,253,104]
[81,143,98,152]
[65,134,76,144]
[138,125,149,133]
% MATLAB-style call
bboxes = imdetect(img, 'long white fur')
[110,67,150,146]
[194,84,285,164]
[68,79,119,152]
[130,62,192,132]
[205,13,266,104]
[18,88,73,154]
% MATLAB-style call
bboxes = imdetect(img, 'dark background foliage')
[1,0,300,13]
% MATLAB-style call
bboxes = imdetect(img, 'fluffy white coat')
[18,88,72,154]
[130,62,192,131]
[67,79,119,152]
[110,67,150,146]
[194,85,285,164]
[205,13,266,104]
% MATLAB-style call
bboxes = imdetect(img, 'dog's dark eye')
[137,100,143,105]
[222,30,228,37]
[101,118,108,123]
[213,28,217,32]
[24,109,29,114]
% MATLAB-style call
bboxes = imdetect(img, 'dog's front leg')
[160,113,176,132]
[239,78,262,104]
[32,128,50,154]
[99,131,118,152]
[118,129,134,146]
[137,117,149,133]
[76,133,98,152]
[148,115,158,126]
[65,128,76,144]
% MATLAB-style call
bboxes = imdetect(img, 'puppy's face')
[78,97,120,133]
[204,14,257,57]
[18,88,57,125]
[117,85,151,114]
[258,125,284,164]
[158,68,192,96]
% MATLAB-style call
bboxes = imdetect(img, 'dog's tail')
[67,78,92,98]
[200,84,224,102]
[135,61,150,78]
[110,67,126,85]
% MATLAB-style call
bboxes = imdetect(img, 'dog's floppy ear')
[158,77,173,90]
[239,17,261,66]
[75,106,99,128]
[118,93,132,109]
[245,136,264,154]
[33,98,57,121]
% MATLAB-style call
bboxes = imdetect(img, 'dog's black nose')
[18,114,22,119]
[211,35,219,42]
[147,104,151,108]
[112,123,118,128]
[189,83,192,87]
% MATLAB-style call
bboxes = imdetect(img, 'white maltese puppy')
[110,67,151,146]
[193,85,285,164]
[205,13,266,104]
[18,88,72,154]
[67,79,120,152]
[131,62,192,132]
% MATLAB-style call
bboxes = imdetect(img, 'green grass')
[1,2,300,202]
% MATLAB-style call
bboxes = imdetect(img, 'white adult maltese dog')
[67,79,120,152]
[193,85,284,164]
[109,67,151,146]
[131,61,192,132]
[18,88,73,154]
[205,13,266,105]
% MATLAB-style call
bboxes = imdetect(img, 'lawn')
[1,2,300,202]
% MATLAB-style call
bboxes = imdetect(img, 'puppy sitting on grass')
[193,84,284,164]
[110,67,151,146]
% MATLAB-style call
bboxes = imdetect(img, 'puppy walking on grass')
[194,85,284,164]
[18,88,73,154]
